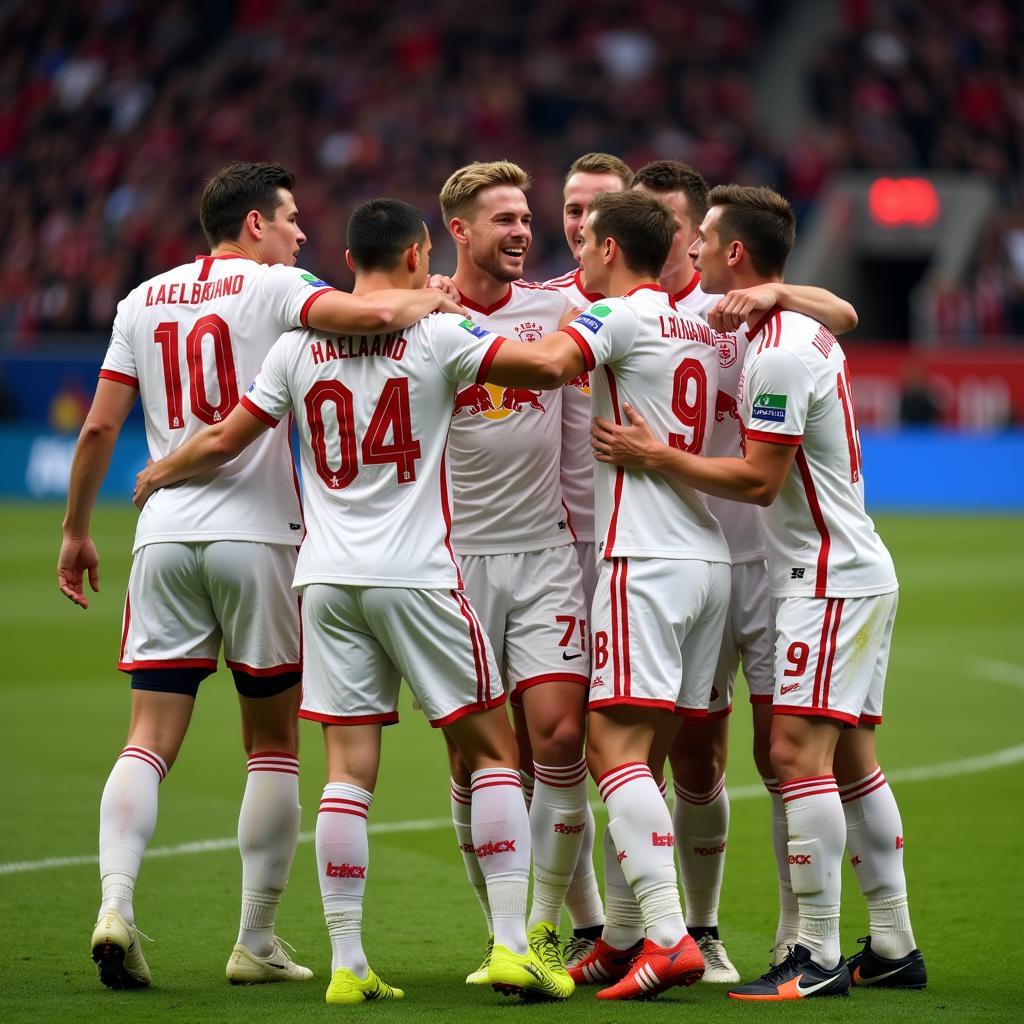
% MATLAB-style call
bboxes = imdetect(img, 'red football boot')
[568,937,643,986]
[596,934,704,1000]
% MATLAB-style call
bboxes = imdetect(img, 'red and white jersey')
[676,272,767,564]
[447,281,576,554]
[563,285,731,564]
[738,307,897,598]
[544,267,606,543]
[243,312,505,589]
[101,254,334,552]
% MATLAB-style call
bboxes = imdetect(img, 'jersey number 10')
[154,315,238,428]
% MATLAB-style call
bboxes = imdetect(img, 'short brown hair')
[633,160,710,225]
[564,153,633,190]
[199,162,295,246]
[706,184,796,277]
[589,190,674,278]
[439,161,530,224]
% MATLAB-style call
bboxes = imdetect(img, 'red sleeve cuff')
[562,326,596,371]
[240,395,280,427]
[98,369,139,389]
[299,287,335,328]
[745,427,802,446]
[475,336,508,384]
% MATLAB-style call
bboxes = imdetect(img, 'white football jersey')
[100,254,334,552]
[562,285,731,564]
[243,312,505,589]
[447,281,576,554]
[676,273,767,564]
[544,267,607,544]
[738,307,897,598]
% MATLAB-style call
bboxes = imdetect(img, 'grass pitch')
[2,505,1022,1022]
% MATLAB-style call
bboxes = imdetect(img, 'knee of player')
[768,733,804,780]
[530,717,585,765]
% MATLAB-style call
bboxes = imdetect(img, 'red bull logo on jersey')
[565,371,590,393]
[714,390,740,422]
[453,382,546,420]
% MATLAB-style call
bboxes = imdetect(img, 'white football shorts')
[298,583,504,727]
[574,540,598,612]
[458,545,589,704]
[707,559,776,717]
[771,590,899,726]
[118,541,300,675]
[588,556,730,717]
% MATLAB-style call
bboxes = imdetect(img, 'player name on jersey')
[310,332,407,364]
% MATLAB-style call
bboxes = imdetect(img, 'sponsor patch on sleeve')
[573,313,603,334]
[301,273,331,288]
[752,392,787,422]
[459,318,490,339]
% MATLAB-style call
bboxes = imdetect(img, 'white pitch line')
[4,745,1024,877]
[968,657,1024,691]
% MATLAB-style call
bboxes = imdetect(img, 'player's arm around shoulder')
[59,376,139,608]
[480,329,587,390]
[709,283,857,335]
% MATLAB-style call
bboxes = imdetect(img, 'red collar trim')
[458,284,513,316]
[195,253,250,262]
[746,304,782,340]
[574,268,605,302]
[673,270,701,301]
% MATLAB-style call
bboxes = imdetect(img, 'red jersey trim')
[749,693,773,705]
[746,304,782,343]
[678,703,733,720]
[224,659,301,677]
[299,709,400,726]
[745,428,803,446]
[624,282,669,298]
[118,658,218,672]
[673,270,701,302]
[194,253,248,262]
[674,706,711,719]
[602,367,625,555]
[562,326,596,371]
[430,693,507,728]
[560,498,578,542]
[99,369,140,389]
[589,695,680,714]
[475,336,508,384]
[795,448,832,597]
[460,286,513,316]
[771,704,859,728]
[299,287,334,327]
[513,672,589,695]
[859,713,883,726]
[240,395,280,427]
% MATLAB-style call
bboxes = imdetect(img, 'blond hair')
[564,153,633,190]
[439,161,530,224]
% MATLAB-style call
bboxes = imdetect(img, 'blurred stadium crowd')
[0,0,1022,343]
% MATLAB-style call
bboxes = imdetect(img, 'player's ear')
[244,209,262,240]
[449,217,469,245]
[727,239,744,268]
[406,242,420,273]
[603,236,617,265]
[345,249,356,273]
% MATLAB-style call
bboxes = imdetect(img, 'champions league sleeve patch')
[459,319,490,339]
[751,392,788,422]
[301,273,331,288]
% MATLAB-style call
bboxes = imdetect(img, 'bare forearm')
[776,284,858,335]
[310,289,444,334]
[63,426,119,535]
[146,429,237,490]
[646,445,774,505]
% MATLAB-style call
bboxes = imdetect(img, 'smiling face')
[458,184,532,283]
[257,188,306,266]
[563,171,627,260]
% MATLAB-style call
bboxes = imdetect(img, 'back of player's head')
[439,161,530,224]
[200,163,295,247]
[564,153,633,189]
[633,160,710,224]
[707,184,796,276]
[589,190,674,278]
[346,199,427,272]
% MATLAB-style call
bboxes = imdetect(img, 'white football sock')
[673,775,729,928]
[527,759,588,928]
[317,783,371,977]
[471,769,531,955]
[599,762,686,949]
[236,751,301,955]
[780,775,846,968]
[601,824,644,949]
[451,778,492,933]
[840,766,917,958]
[565,797,605,930]
[98,746,167,925]
[764,777,799,949]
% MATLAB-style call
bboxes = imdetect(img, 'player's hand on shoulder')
[591,403,659,469]
[57,534,99,609]
[425,282,467,318]
[709,283,780,333]
[428,274,460,302]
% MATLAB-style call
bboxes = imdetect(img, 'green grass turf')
[2,505,1022,1022]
